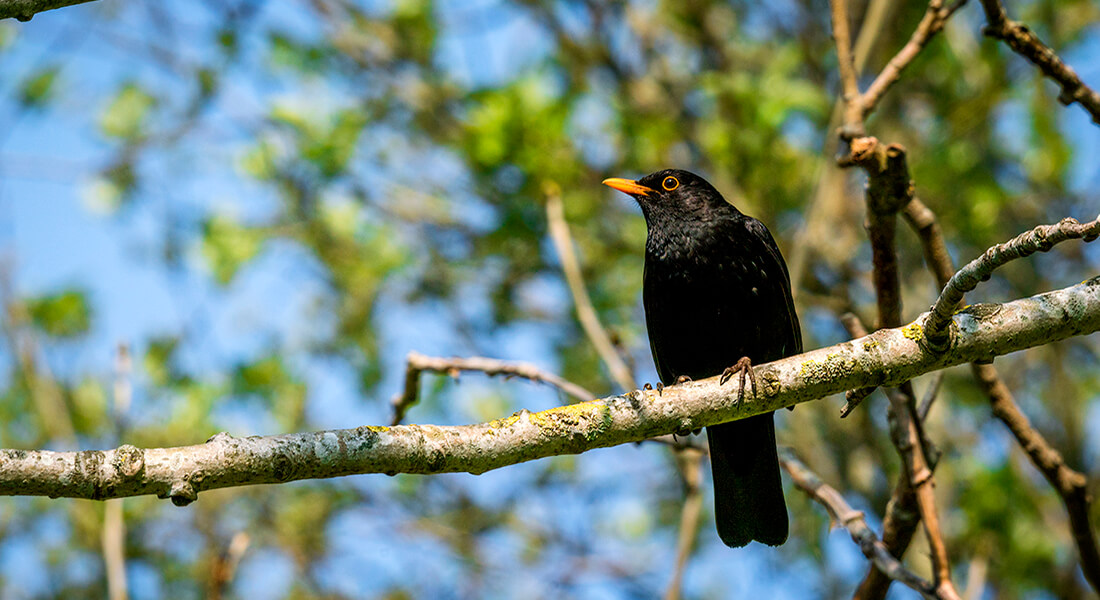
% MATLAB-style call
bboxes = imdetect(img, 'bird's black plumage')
[604,169,801,547]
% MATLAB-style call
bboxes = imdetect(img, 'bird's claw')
[720,356,757,406]
[675,375,692,385]
[656,382,664,395]
[643,382,653,391]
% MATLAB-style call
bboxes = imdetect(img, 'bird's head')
[602,169,737,224]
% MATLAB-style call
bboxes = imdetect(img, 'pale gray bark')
[2,276,1099,504]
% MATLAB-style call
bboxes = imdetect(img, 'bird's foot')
[675,375,692,385]
[643,382,653,391]
[656,382,664,395]
[720,356,757,406]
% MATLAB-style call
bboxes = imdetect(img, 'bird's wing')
[744,218,802,355]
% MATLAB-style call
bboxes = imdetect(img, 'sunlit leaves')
[70,378,108,434]
[18,65,60,108]
[201,214,266,285]
[269,33,329,73]
[99,83,156,140]
[268,105,368,179]
[25,289,91,338]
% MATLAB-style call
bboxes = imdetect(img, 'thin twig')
[962,549,989,600]
[917,371,945,422]
[391,352,598,425]
[780,448,942,599]
[859,0,968,121]
[903,197,957,291]
[979,0,1100,124]
[545,182,637,392]
[925,216,1100,349]
[788,0,893,289]
[102,499,126,600]
[831,0,967,138]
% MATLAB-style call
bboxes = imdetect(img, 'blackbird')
[604,169,801,547]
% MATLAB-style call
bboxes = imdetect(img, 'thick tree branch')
[979,0,1100,124]
[0,0,95,20]
[3,277,1100,502]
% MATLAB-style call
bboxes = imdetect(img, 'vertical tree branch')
[830,0,863,135]
[103,344,131,600]
[208,532,251,600]
[664,448,704,600]
[845,140,959,599]
[887,389,960,600]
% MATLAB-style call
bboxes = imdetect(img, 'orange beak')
[602,178,655,197]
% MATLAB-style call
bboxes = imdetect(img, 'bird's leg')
[720,356,757,405]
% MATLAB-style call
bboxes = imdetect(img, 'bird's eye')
[662,176,679,191]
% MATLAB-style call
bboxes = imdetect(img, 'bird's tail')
[706,413,788,547]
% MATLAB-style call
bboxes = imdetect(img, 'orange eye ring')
[662,176,679,191]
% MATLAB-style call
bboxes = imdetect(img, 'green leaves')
[267,105,368,179]
[26,289,91,338]
[99,83,156,140]
[18,65,60,108]
[201,214,266,285]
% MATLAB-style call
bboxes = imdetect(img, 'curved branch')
[926,216,1100,348]
[390,352,597,425]
[2,277,1100,502]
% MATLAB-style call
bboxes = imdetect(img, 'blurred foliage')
[1,0,1099,598]
[25,289,91,338]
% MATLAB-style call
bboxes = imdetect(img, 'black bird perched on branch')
[604,169,801,547]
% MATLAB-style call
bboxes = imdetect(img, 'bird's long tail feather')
[706,413,788,547]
